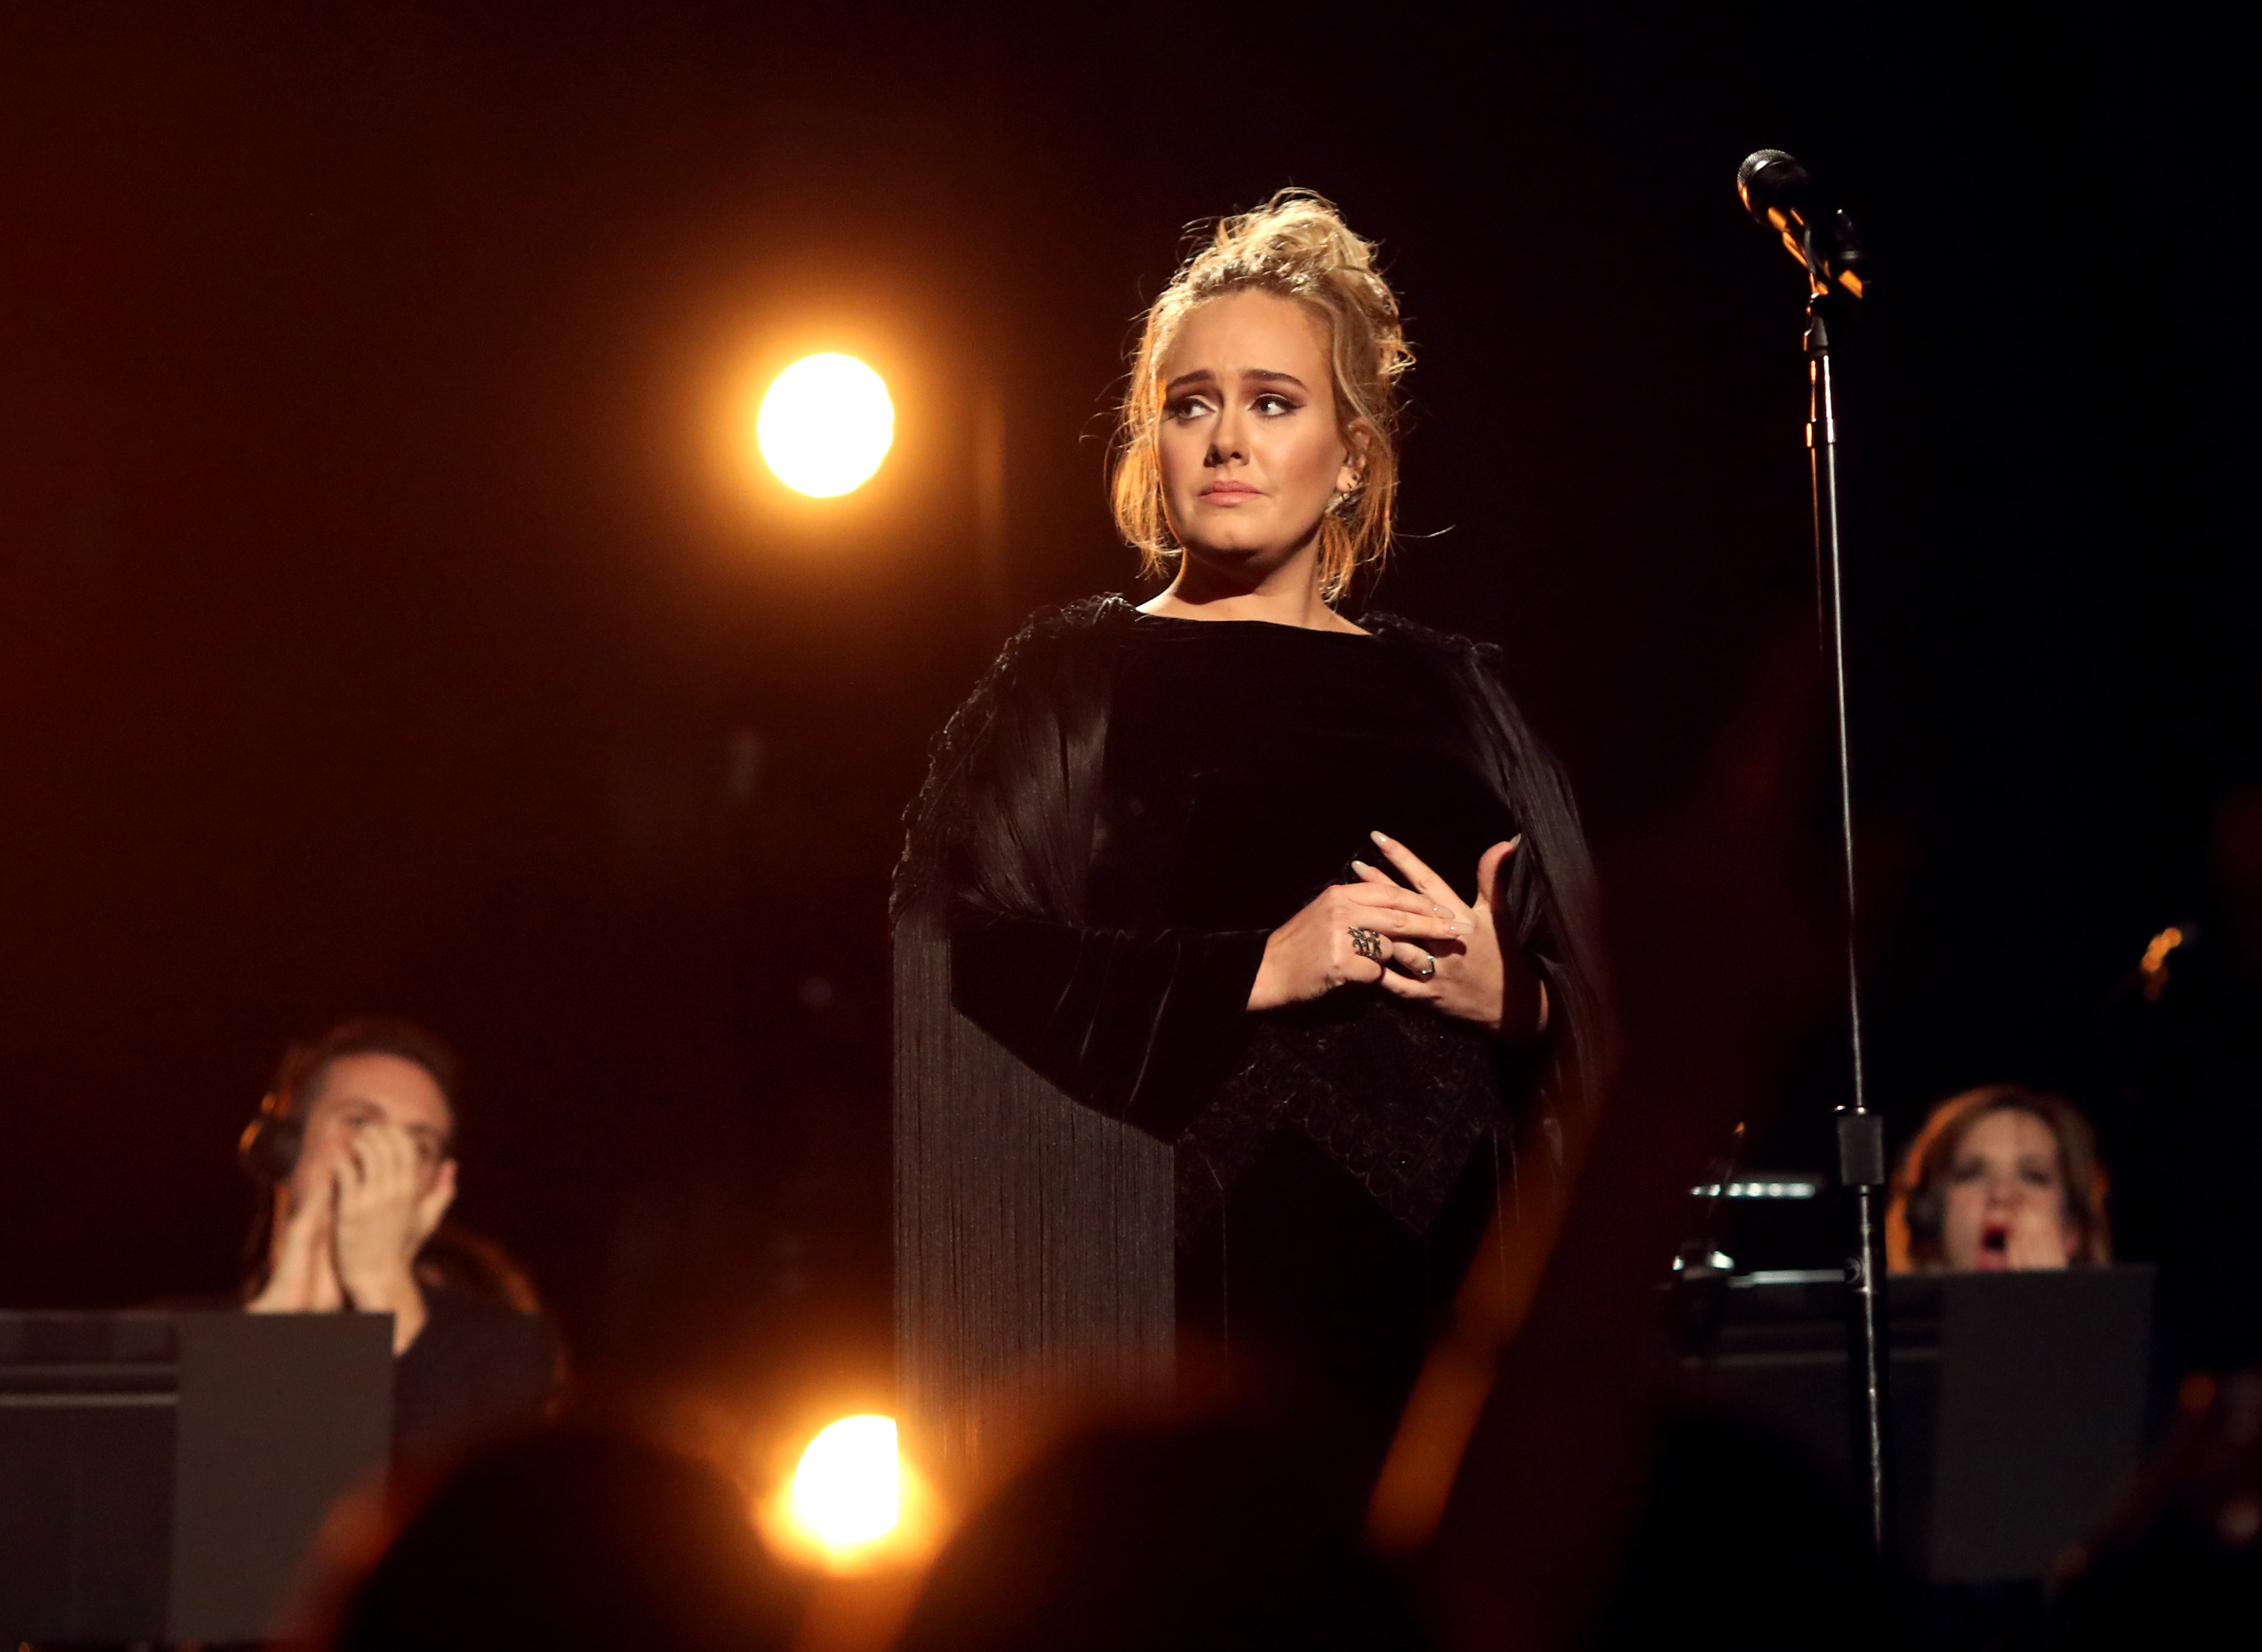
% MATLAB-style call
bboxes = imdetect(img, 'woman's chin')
[1187,541,1321,583]
[1176,514,1323,560]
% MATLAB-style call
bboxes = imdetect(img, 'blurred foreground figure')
[892,1415,1430,1652]
[322,1428,801,1652]
[240,1018,559,1459]
[2050,1366,2262,1646]
[1885,1085,2111,1273]
[2107,780,2262,1386]
[1414,634,1908,1650]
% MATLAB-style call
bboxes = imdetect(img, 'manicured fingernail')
[1507,834,1525,851]
[1351,859,1374,874]
[1371,830,1391,845]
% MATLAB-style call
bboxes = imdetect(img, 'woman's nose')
[1206,409,1248,465]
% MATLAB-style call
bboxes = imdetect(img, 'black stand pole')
[1805,283,1895,1558]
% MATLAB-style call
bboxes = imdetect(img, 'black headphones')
[237,1081,309,1187]
[1902,1182,1944,1246]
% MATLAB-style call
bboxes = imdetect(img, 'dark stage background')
[1,3,2250,1421]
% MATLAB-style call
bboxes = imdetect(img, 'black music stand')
[1693,1265,2153,1581]
[1,1309,394,1642]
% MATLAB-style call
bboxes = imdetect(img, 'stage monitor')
[1692,1265,2152,1582]
[0,1309,393,1642]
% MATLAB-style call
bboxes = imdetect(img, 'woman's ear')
[1336,421,1371,496]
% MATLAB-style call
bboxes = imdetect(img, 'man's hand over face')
[246,1170,345,1314]
[332,1119,456,1351]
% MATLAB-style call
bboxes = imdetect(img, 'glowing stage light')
[756,353,894,497]
[788,1414,900,1549]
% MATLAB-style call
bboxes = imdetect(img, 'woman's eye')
[1166,396,1213,421]
[1949,1161,1984,1184]
[1252,393,1296,416]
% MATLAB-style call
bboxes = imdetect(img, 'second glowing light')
[788,1414,901,1549]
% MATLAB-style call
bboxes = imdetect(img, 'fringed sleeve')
[891,600,1176,1493]
[948,907,1268,1142]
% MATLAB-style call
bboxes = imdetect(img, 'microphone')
[1737,149,1868,298]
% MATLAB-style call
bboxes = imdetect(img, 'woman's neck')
[1136,549,1364,633]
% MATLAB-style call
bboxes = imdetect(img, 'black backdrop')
[1,2,2250,1419]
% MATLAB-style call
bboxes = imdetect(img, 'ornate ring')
[1348,926,1385,963]
[1417,952,1437,981]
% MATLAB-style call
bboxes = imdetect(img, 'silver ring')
[1417,952,1437,981]
[1348,926,1385,963]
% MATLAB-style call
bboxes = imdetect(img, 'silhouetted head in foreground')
[893,1417,1430,1652]
[327,1429,798,1652]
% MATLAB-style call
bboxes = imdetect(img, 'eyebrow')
[1164,367,1311,393]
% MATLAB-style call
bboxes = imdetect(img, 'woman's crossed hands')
[1247,831,1547,1042]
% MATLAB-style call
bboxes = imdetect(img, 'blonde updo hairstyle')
[1111,189,1413,605]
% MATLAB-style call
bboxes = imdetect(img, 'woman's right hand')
[1247,874,1464,1012]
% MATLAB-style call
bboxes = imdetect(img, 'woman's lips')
[1199,482,1260,502]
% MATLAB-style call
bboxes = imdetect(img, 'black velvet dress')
[946,612,1551,1443]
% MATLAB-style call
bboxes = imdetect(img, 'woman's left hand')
[1358,831,1547,1042]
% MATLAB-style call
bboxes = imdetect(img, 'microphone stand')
[1801,246,1895,1561]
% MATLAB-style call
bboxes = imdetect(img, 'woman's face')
[1154,289,1360,583]
[1938,1108,2079,1271]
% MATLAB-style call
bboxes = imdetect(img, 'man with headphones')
[241,1018,558,1454]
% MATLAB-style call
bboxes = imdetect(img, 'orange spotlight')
[756,1412,941,1576]
[791,1414,900,1547]
[756,353,894,497]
